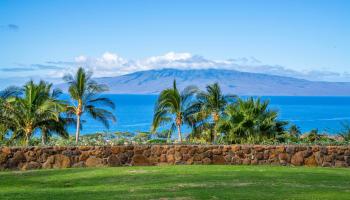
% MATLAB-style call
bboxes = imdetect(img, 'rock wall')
[1,145,350,170]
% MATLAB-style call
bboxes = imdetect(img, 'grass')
[0,165,350,200]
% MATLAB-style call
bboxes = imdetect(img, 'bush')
[147,139,167,144]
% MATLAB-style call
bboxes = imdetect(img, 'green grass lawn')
[0,165,350,200]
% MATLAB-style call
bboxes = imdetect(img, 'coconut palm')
[186,107,213,142]
[304,129,321,142]
[64,67,116,144]
[218,97,287,144]
[196,83,236,143]
[0,81,66,145]
[39,116,74,145]
[288,124,301,137]
[35,81,72,145]
[338,122,350,142]
[151,80,197,142]
[188,121,214,143]
[0,86,21,141]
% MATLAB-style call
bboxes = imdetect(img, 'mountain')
[81,68,350,96]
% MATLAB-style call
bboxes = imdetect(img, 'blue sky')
[0,0,350,84]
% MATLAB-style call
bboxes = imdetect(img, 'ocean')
[68,95,350,135]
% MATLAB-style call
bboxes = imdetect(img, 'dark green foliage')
[147,138,167,144]
[133,131,152,143]
[0,81,68,145]
[218,97,287,144]
[338,122,350,141]
[190,82,236,143]
[151,80,198,142]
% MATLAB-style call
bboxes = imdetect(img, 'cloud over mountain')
[2,51,350,82]
[50,52,350,82]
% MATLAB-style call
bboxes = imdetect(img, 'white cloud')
[74,55,87,62]
[59,52,132,77]
[139,52,220,69]
[146,52,192,62]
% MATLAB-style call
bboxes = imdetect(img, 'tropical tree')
[64,67,116,144]
[288,124,301,137]
[39,116,72,145]
[338,122,350,142]
[195,83,236,143]
[114,131,133,140]
[188,121,214,143]
[303,129,321,142]
[0,81,66,145]
[185,108,213,142]
[218,97,287,144]
[151,80,197,142]
[277,124,302,143]
[0,86,21,141]
[133,131,152,144]
[36,81,72,145]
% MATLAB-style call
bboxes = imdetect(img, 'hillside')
[89,68,350,96]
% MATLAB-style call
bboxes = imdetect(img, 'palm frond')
[87,97,115,109]
[86,106,116,129]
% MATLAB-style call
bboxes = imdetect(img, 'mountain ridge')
[61,68,350,96]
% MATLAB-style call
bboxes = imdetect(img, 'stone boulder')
[278,153,289,162]
[8,151,26,169]
[291,151,304,166]
[85,157,103,167]
[202,157,212,164]
[79,151,90,161]
[166,154,175,163]
[335,160,347,168]
[72,161,85,168]
[43,154,71,169]
[213,155,226,164]
[21,161,41,170]
[304,155,317,166]
[131,155,151,166]
[108,155,121,167]
[159,154,167,162]
[1,147,11,156]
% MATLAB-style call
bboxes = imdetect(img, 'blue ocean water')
[69,95,350,135]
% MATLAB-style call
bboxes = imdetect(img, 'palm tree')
[0,86,21,141]
[39,116,73,145]
[196,83,236,143]
[0,81,65,145]
[186,108,213,142]
[338,122,350,142]
[305,129,321,142]
[288,124,301,138]
[218,97,287,144]
[35,81,72,145]
[151,80,197,142]
[188,121,214,143]
[64,67,116,144]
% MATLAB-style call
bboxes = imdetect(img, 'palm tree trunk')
[213,128,217,144]
[212,112,219,144]
[25,133,30,146]
[42,133,47,145]
[42,128,47,145]
[75,114,81,144]
[167,130,171,143]
[177,124,182,143]
[24,126,32,146]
